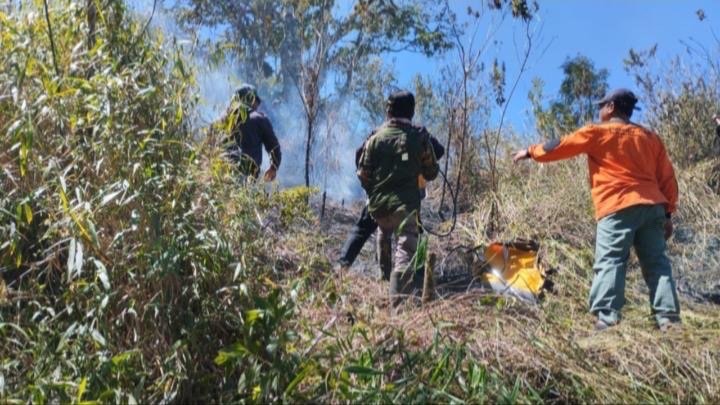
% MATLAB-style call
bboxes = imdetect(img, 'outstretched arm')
[513,126,596,164]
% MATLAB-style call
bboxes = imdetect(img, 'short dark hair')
[386,91,415,119]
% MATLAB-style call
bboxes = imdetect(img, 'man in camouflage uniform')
[225,84,281,181]
[357,91,440,306]
[337,135,444,281]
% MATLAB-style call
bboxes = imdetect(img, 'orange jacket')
[528,121,678,220]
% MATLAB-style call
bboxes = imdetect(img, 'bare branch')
[43,0,60,77]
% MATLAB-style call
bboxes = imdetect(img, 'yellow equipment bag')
[476,239,548,303]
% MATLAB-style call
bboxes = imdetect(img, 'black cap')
[594,88,640,110]
[235,84,261,105]
[386,90,415,119]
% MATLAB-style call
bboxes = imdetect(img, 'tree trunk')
[304,120,313,188]
[438,107,455,219]
[87,0,97,51]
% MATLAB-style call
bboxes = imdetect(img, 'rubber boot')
[377,233,392,281]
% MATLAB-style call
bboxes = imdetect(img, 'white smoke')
[127,0,367,202]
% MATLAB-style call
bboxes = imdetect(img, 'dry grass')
[302,267,719,402]
[298,155,720,403]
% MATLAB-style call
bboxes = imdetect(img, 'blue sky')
[133,0,720,131]
[128,0,720,198]
[389,0,720,132]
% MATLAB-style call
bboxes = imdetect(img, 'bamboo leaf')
[67,238,76,277]
[245,309,263,324]
[344,365,384,376]
[74,240,84,277]
[23,203,32,224]
[111,351,137,366]
[85,219,99,248]
[77,376,87,403]
[91,329,106,347]
[284,362,315,396]
[99,189,122,207]
[94,259,110,290]
[214,342,250,365]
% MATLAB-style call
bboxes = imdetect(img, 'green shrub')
[0,2,322,402]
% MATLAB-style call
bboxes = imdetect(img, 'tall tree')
[558,55,609,124]
[530,54,608,137]
[175,0,454,99]
[175,0,454,187]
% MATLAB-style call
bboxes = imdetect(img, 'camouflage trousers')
[374,208,422,307]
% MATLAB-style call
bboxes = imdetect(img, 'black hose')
[421,169,458,238]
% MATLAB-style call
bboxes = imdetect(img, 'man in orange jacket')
[513,88,681,331]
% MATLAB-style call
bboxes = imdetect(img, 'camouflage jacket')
[357,118,439,217]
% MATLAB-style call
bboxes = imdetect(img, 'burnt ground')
[316,198,492,299]
[671,226,720,305]
[315,198,720,306]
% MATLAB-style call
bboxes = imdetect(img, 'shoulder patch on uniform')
[542,139,561,152]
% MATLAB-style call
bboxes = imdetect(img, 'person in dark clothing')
[338,114,445,280]
[357,91,440,306]
[226,84,281,181]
